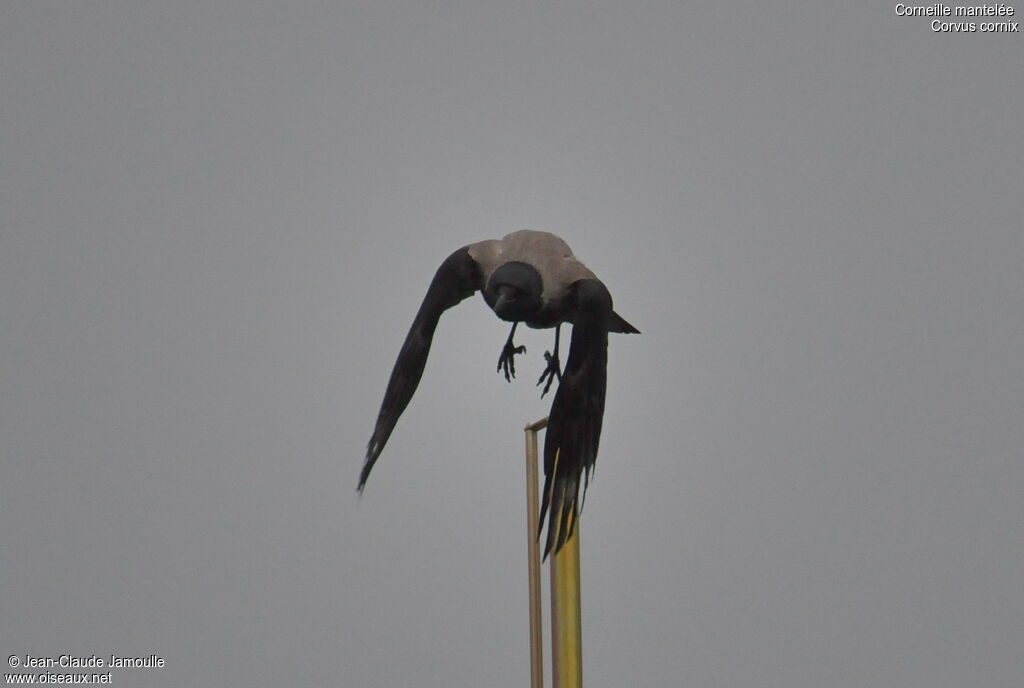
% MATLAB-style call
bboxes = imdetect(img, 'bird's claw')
[497,342,526,381]
[536,350,562,397]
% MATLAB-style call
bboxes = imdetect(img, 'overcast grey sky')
[2,2,1022,686]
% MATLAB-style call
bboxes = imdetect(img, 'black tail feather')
[609,311,639,334]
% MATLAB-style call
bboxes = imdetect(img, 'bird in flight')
[358,230,639,556]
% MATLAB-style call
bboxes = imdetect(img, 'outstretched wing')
[538,279,612,557]
[358,246,483,492]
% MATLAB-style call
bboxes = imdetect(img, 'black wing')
[538,279,612,558]
[358,247,483,492]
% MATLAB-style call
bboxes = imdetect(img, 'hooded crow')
[358,230,639,557]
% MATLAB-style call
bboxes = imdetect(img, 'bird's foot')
[497,341,526,381]
[536,350,562,397]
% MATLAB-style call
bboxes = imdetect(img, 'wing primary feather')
[358,247,482,492]
[538,279,612,559]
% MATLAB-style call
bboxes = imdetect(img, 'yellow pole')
[524,418,547,688]
[550,516,582,688]
[526,416,583,688]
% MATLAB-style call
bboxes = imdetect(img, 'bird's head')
[484,261,543,322]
